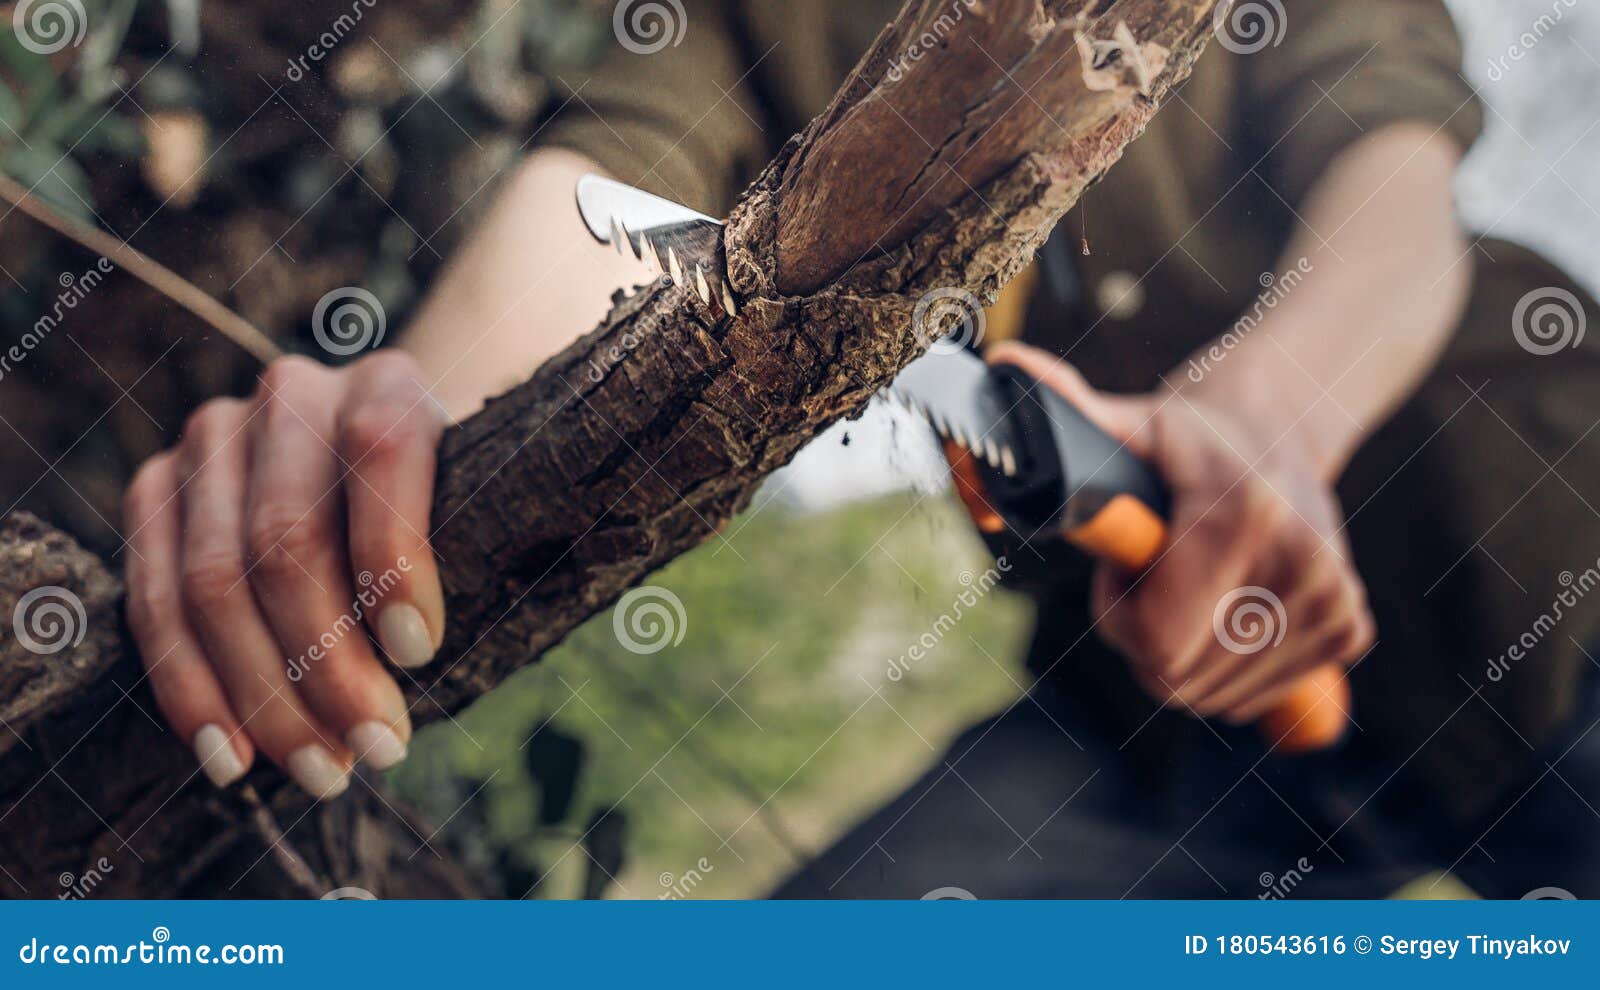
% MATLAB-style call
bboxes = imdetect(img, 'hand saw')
[576,174,1349,753]
[886,348,1349,754]
[575,174,740,317]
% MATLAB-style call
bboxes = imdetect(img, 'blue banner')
[0,900,1591,986]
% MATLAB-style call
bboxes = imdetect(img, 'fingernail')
[286,746,350,800]
[346,721,407,770]
[193,724,246,788]
[377,604,435,669]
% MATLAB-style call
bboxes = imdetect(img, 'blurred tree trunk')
[0,0,1219,897]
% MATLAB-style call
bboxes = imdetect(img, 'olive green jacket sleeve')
[535,0,770,216]
[1242,0,1484,205]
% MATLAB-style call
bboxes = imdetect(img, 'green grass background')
[388,492,1033,898]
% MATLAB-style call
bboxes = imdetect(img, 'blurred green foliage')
[390,492,1034,899]
[0,0,142,220]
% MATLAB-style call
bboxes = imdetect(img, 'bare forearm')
[398,148,649,420]
[1180,124,1472,479]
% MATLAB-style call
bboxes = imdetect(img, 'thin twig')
[0,170,282,365]
[235,783,326,897]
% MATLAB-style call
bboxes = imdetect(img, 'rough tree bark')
[0,0,1219,897]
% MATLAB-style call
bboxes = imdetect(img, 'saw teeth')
[1000,445,1018,477]
[667,246,684,284]
[641,235,664,274]
[693,265,713,306]
[982,438,1000,467]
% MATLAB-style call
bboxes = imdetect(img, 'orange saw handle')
[1060,492,1349,754]
[944,372,1349,754]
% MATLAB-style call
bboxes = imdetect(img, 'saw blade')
[575,174,739,316]
[886,349,1021,477]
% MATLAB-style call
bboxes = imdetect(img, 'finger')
[986,341,1157,457]
[246,359,412,771]
[124,452,255,788]
[1138,468,1287,678]
[1205,556,1367,720]
[337,352,449,670]
[1166,647,1256,714]
[1220,653,1337,726]
[1223,605,1373,724]
[1206,639,1333,723]
[1092,560,1214,685]
[177,395,353,799]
